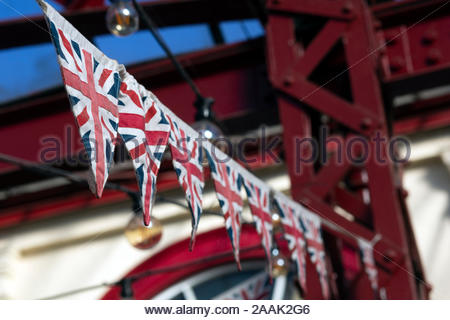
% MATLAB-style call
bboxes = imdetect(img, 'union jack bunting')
[167,116,204,250]
[243,179,273,273]
[140,88,170,225]
[140,89,171,173]
[214,271,271,300]
[40,1,120,198]
[301,210,330,299]
[40,1,346,288]
[117,77,170,226]
[274,194,307,292]
[357,238,378,292]
[206,149,244,269]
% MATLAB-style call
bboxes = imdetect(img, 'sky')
[0,0,264,104]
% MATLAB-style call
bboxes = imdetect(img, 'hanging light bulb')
[271,247,289,277]
[124,214,163,249]
[106,0,139,37]
[192,119,224,141]
[271,212,283,233]
[193,119,226,168]
[270,193,282,233]
[192,96,224,141]
[191,97,225,167]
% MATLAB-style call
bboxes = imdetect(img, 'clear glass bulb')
[192,119,224,141]
[271,212,282,233]
[192,119,225,167]
[124,214,163,250]
[106,0,139,37]
[271,247,289,277]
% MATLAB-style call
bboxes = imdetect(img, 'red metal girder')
[333,187,370,224]
[394,106,450,135]
[266,15,296,85]
[371,0,450,27]
[267,0,354,21]
[339,2,422,297]
[0,181,132,229]
[304,248,327,299]
[380,16,450,81]
[0,0,257,50]
[344,3,387,120]
[301,190,402,272]
[267,0,428,299]
[294,20,347,77]
[301,191,371,243]
[276,77,380,134]
[394,91,450,116]
[0,38,264,126]
[266,13,381,134]
[277,97,315,194]
[365,155,420,298]
[0,39,267,173]
[364,151,409,244]
[308,151,352,199]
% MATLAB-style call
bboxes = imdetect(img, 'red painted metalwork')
[0,0,448,299]
[54,0,105,10]
[0,39,267,173]
[0,0,257,50]
[266,0,430,299]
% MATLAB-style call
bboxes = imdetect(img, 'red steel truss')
[266,0,432,299]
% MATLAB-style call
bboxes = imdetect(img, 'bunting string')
[36,0,380,299]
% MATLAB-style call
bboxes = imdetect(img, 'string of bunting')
[37,0,379,299]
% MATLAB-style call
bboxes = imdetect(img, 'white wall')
[403,127,450,299]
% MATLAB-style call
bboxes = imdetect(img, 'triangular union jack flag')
[206,150,244,269]
[40,1,120,198]
[274,194,307,292]
[357,238,378,292]
[140,89,171,173]
[167,116,204,250]
[302,210,330,299]
[117,77,170,226]
[243,179,273,274]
